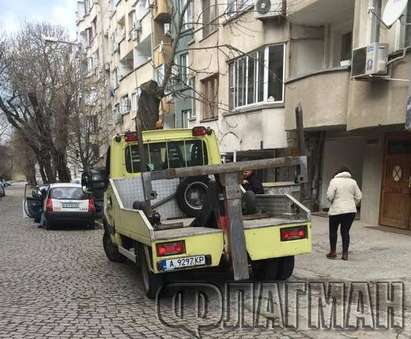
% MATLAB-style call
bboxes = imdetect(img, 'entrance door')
[380,134,411,229]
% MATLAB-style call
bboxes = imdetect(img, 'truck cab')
[83,127,312,298]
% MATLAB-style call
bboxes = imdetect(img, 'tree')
[0,144,13,180]
[9,131,37,185]
[0,23,76,183]
[67,65,108,172]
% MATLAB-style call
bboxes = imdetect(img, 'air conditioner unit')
[254,0,286,20]
[352,43,388,79]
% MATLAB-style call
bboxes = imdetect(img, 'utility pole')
[295,103,312,206]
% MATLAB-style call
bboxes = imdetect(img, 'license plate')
[160,255,206,271]
[62,202,80,209]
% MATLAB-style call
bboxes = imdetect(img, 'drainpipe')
[369,0,381,43]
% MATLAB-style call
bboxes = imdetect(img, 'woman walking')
[326,167,362,260]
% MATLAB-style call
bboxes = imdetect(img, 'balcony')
[284,67,350,130]
[153,41,172,67]
[287,0,354,25]
[152,0,172,23]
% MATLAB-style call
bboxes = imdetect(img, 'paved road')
[0,184,409,339]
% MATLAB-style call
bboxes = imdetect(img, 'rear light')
[156,241,186,257]
[280,226,307,241]
[88,199,96,213]
[192,126,211,136]
[125,131,138,142]
[46,198,53,212]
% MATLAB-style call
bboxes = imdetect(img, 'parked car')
[42,183,97,230]
[0,182,5,197]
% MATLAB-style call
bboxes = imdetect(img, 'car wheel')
[276,256,295,280]
[176,176,209,217]
[45,220,53,230]
[137,244,163,299]
[103,232,125,263]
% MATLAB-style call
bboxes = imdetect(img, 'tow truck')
[82,126,312,298]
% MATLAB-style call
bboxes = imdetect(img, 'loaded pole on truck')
[149,156,308,280]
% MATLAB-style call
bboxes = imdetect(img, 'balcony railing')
[153,41,172,67]
[152,0,172,23]
[284,67,350,130]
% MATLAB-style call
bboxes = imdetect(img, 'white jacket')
[327,172,362,216]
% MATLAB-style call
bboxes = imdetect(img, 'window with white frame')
[131,90,140,114]
[202,0,218,38]
[179,53,188,84]
[120,95,131,114]
[181,109,191,128]
[227,0,252,16]
[178,0,193,29]
[228,44,284,110]
[189,77,196,120]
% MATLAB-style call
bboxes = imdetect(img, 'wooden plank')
[150,156,308,181]
[224,173,249,281]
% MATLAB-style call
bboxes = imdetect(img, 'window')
[228,44,284,109]
[202,0,218,38]
[189,77,197,120]
[227,0,252,16]
[179,0,193,29]
[131,91,139,113]
[340,32,352,62]
[179,53,188,84]
[120,95,131,114]
[125,141,208,173]
[201,75,218,120]
[50,187,87,200]
[405,5,411,46]
[181,109,191,128]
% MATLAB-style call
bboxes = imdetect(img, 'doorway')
[380,133,411,229]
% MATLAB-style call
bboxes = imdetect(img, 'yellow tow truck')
[82,126,312,298]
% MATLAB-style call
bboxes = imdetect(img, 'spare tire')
[176,176,210,217]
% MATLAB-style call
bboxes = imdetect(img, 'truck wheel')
[176,176,209,217]
[138,245,163,299]
[255,258,280,281]
[103,232,125,263]
[277,256,294,280]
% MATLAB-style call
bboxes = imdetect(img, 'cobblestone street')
[0,184,409,339]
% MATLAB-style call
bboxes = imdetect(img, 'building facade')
[285,0,411,229]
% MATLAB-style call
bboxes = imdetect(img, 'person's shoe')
[341,253,348,261]
[326,251,337,259]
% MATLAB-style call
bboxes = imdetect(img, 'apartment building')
[188,0,289,164]
[285,0,411,229]
[76,0,154,136]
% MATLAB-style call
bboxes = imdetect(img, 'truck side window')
[125,145,149,173]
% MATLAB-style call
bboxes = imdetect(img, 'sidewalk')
[296,216,411,282]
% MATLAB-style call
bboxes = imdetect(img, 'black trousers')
[329,213,356,253]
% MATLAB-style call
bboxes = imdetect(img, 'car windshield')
[125,140,208,173]
[50,187,87,200]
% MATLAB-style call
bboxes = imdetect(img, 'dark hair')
[335,166,352,175]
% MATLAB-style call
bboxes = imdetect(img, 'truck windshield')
[125,140,208,173]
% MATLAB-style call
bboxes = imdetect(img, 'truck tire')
[255,258,280,281]
[138,245,163,299]
[176,176,209,217]
[103,232,125,263]
[277,256,294,280]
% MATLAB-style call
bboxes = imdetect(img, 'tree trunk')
[39,163,47,184]
[53,150,71,182]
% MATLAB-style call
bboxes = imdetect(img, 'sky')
[0,0,77,39]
